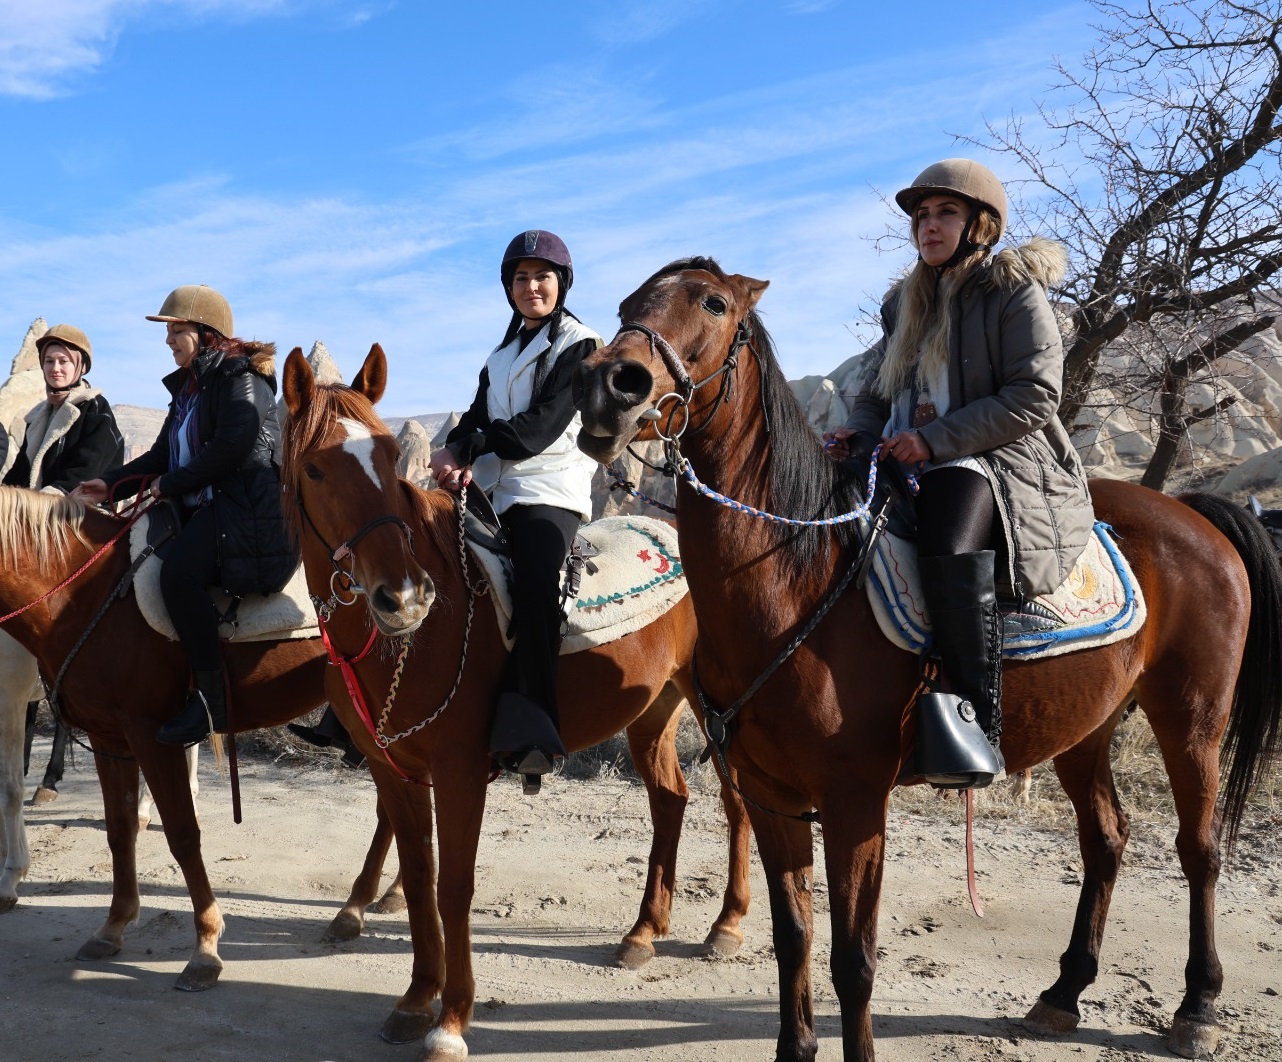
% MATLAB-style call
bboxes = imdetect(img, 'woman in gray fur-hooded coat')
[830,159,1094,787]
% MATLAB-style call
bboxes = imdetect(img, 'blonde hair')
[874,208,1001,401]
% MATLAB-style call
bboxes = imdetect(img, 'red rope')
[317,614,430,788]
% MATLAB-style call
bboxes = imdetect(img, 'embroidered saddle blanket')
[128,513,319,643]
[469,516,687,655]
[867,521,1146,661]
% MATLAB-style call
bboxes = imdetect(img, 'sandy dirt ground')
[2,735,1279,1062]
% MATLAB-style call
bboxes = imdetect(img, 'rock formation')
[307,341,343,384]
[396,418,433,486]
[0,319,49,476]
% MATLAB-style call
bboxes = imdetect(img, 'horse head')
[281,344,433,636]
[576,256,769,462]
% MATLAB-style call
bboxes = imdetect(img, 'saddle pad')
[469,516,687,655]
[129,513,319,643]
[867,521,1146,661]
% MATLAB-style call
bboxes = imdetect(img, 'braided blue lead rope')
[679,444,919,528]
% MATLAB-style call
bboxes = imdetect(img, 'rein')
[301,485,488,787]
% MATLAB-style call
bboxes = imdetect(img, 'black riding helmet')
[500,230,574,315]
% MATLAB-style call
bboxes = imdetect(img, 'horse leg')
[33,720,69,804]
[374,869,406,913]
[325,791,397,941]
[371,767,445,1046]
[1024,726,1130,1038]
[752,809,819,1062]
[139,744,200,830]
[821,797,889,1062]
[1,640,44,911]
[614,683,691,969]
[133,744,225,990]
[1144,697,1229,1058]
[76,742,143,960]
[702,773,752,960]
[416,753,490,1062]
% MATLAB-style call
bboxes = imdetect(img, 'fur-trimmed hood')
[980,237,1067,292]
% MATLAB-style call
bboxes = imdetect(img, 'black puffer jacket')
[103,341,297,596]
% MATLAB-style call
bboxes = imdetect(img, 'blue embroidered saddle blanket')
[867,521,1146,661]
[469,516,688,655]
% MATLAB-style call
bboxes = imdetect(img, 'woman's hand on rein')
[881,430,930,465]
[429,447,472,492]
[71,479,109,504]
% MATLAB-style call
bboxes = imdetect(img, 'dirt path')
[2,738,1279,1061]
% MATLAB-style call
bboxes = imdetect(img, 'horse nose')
[604,359,654,409]
[371,584,402,616]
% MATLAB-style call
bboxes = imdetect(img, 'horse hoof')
[31,786,58,806]
[1168,1016,1221,1059]
[323,910,364,942]
[419,1027,468,1061]
[75,936,121,961]
[1023,998,1079,1036]
[137,815,151,831]
[697,926,744,960]
[613,938,655,970]
[373,892,408,915]
[0,895,17,914]
[175,960,223,992]
[381,1008,436,1044]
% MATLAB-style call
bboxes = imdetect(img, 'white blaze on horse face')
[338,418,383,490]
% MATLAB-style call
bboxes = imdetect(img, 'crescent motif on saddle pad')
[1068,561,1099,601]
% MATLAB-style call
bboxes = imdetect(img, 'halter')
[615,316,757,443]
[296,493,414,618]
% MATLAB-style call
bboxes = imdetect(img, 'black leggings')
[160,504,223,672]
[499,503,582,724]
[914,466,995,558]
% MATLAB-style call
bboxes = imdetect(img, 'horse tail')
[1180,492,1282,853]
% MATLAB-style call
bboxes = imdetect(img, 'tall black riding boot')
[157,669,227,747]
[288,706,366,769]
[489,691,568,795]
[916,550,1005,789]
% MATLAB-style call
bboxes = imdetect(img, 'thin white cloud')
[0,1,296,98]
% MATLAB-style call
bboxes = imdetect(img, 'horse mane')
[635,257,864,572]
[280,381,395,532]
[0,487,88,571]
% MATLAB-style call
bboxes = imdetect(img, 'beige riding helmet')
[36,323,94,374]
[146,285,234,338]
[894,159,1008,240]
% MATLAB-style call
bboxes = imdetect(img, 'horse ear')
[351,343,388,405]
[282,347,313,418]
[729,274,770,311]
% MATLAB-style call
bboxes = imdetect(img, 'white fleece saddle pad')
[129,514,319,643]
[867,521,1146,661]
[470,515,688,655]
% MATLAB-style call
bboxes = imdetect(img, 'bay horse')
[575,257,1282,1061]
[279,343,750,1061]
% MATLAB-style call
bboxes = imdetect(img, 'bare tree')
[985,0,1282,490]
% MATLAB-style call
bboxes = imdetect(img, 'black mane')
[634,257,864,574]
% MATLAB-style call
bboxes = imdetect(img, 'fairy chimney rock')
[396,419,434,485]
[11,318,46,375]
[307,341,343,384]
[431,411,461,449]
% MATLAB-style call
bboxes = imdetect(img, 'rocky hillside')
[5,317,1282,510]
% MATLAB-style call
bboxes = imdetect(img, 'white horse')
[0,630,199,911]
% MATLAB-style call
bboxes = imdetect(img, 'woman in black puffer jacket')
[74,285,296,746]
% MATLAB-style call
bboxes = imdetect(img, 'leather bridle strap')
[296,493,413,575]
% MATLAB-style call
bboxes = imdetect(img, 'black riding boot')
[288,706,366,768]
[915,550,1005,789]
[489,691,567,795]
[157,669,227,747]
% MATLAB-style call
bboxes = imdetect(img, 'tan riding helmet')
[36,323,94,374]
[146,285,234,338]
[894,158,1008,240]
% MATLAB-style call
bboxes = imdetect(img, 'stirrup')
[913,691,1002,791]
[521,773,542,796]
[156,690,214,748]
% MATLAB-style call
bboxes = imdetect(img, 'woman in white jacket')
[430,230,602,792]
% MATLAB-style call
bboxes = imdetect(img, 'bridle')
[614,314,760,444]
[295,493,414,619]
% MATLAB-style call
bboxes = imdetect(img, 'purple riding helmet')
[500,230,574,313]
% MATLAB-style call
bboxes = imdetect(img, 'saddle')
[1248,496,1282,553]
[461,485,687,656]
[126,506,318,643]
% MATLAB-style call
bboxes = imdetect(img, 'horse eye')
[703,295,727,316]
[304,463,324,481]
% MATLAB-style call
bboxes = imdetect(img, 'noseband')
[615,316,758,442]
[296,493,414,617]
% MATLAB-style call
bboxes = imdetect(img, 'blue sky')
[0,0,1095,416]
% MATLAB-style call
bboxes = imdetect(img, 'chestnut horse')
[279,344,750,1061]
[575,257,1282,1061]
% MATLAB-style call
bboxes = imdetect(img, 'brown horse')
[279,344,750,1061]
[575,257,1282,1062]
[0,487,329,987]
